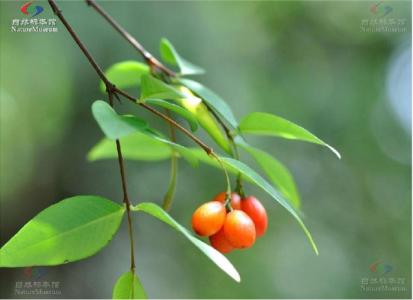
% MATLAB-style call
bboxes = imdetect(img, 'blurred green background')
[0,0,411,298]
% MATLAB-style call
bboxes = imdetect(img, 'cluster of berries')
[191,192,268,253]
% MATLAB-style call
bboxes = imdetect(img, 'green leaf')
[131,202,240,282]
[236,140,301,210]
[175,85,232,154]
[88,132,173,162]
[183,148,241,174]
[113,271,147,299]
[145,98,198,132]
[100,61,149,92]
[88,131,197,167]
[238,112,341,159]
[159,38,205,76]
[179,78,238,128]
[92,100,148,140]
[140,77,232,154]
[90,102,199,166]
[140,74,184,101]
[144,134,199,167]
[0,195,125,267]
[219,158,318,255]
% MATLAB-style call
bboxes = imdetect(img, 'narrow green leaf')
[220,158,318,255]
[159,38,205,76]
[113,271,147,299]
[88,132,172,162]
[175,85,232,154]
[92,100,147,140]
[100,61,149,92]
[138,134,198,167]
[140,74,184,101]
[179,78,238,128]
[145,98,198,132]
[90,102,198,166]
[183,148,242,174]
[238,112,341,159]
[131,202,240,282]
[88,128,198,167]
[0,196,125,267]
[236,140,301,210]
[140,77,232,154]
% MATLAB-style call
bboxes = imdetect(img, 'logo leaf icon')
[20,1,43,17]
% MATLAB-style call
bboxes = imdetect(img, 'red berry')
[213,192,241,210]
[241,196,268,237]
[223,210,256,248]
[209,228,234,254]
[192,201,226,236]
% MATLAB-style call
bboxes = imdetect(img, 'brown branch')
[85,0,175,77]
[49,0,214,155]
[114,88,214,155]
[48,0,136,270]
[140,102,213,155]
[108,92,136,270]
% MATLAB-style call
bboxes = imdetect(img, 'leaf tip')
[326,144,341,159]
[314,244,319,256]
[309,235,319,256]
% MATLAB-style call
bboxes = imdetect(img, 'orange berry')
[191,201,226,236]
[213,192,241,210]
[209,228,234,254]
[241,196,268,237]
[223,210,256,248]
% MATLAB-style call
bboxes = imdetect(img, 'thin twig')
[210,153,233,211]
[85,0,175,77]
[114,87,214,154]
[108,92,136,270]
[139,102,214,155]
[204,101,245,193]
[162,110,178,211]
[47,0,137,270]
